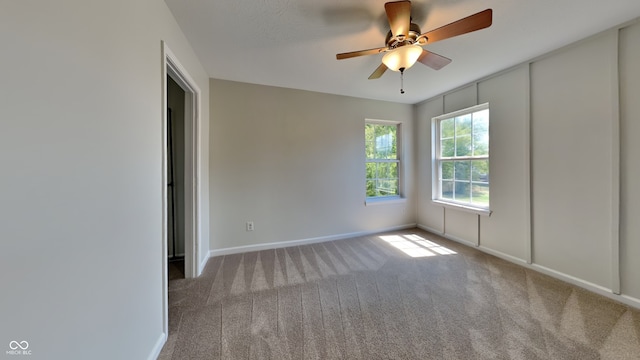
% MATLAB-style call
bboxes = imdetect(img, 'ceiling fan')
[336,1,492,90]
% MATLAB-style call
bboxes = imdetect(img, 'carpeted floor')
[158,228,640,359]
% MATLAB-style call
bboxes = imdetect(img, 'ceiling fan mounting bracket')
[385,22,422,49]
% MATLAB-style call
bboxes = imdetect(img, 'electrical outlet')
[246,221,254,231]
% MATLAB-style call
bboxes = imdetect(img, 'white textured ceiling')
[165,0,640,104]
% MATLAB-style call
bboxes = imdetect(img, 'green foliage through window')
[366,123,400,198]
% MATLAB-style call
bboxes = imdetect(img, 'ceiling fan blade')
[423,9,492,44]
[385,0,412,38]
[336,47,387,60]
[368,63,388,79]
[417,50,452,70]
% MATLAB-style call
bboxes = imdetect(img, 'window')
[433,104,489,211]
[366,120,401,200]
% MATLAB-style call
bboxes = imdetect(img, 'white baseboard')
[418,223,640,310]
[417,224,443,235]
[620,294,640,309]
[477,245,529,266]
[417,224,477,248]
[147,332,167,360]
[531,264,640,309]
[199,254,208,276]
[208,223,417,258]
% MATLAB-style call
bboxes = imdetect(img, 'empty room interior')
[2,0,640,359]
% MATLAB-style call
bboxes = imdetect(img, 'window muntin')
[434,104,489,209]
[366,121,401,199]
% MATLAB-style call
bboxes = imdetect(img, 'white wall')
[0,1,209,359]
[531,31,615,288]
[417,19,640,306]
[209,79,415,251]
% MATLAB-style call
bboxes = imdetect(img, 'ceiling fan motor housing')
[385,22,426,49]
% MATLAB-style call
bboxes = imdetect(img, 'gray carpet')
[158,228,640,359]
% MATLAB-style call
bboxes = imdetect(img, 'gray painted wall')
[416,20,640,305]
[0,0,210,358]
[209,80,416,251]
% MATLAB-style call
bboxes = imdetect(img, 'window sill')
[432,199,492,216]
[365,196,406,206]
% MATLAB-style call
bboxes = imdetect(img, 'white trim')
[208,224,416,257]
[609,28,621,295]
[432,102,489,122]
[365,118,401,126]
[161,41,203,347]
[160,42,170,349]
[619,294,640,309]
[432,199,492,216]
[200,254,209,275]
[418,223,444,236]
[431,103,491,213]
[417,224,640,310]
[164,44,203,279]
[524,63,533,264]
[365,119,404,200]
[476,214,480,247]
[147,332,167,360]
[417,224,478,248]
[477,245,528,265]
[531,264,613,294]
[365,196,407,206]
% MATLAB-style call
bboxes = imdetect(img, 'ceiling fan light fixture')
[382,45,423,72]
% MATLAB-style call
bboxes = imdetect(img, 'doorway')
[167,76,186,280]
[162,41,202,338]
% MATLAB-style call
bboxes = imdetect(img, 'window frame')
[431,103,491,215]
[365,119,404,205]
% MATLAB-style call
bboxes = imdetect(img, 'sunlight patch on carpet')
[380,234,457,258]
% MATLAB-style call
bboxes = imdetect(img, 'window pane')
[472,183,489,206]
[388,162,398,178]
[455,134,471,156]
[366,162,377,180]
[365,140,376,159]
[474,109,489,127]
[441,161,453,180]
[471,160,489,182]
[378,162,390,179]
[366,124,397,159]
[365,124,376,158]
[377,179,398,196]
[473,131,488,156]
[366,180,376,197]
[454,181,470,202]
[454,161,470,181]
[366,122,400,198]
[441,138,455,157]
[442,180,453,200]
[441,118,454,138]
[455,115,472,136]
[375,125,396,159]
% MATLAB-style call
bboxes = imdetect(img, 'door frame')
[161,41,202,335]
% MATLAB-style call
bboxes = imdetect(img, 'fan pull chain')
[400,68,405,94]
